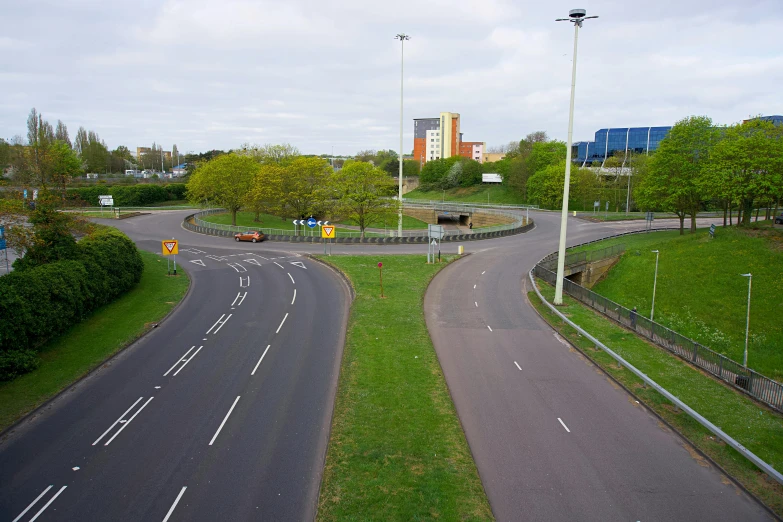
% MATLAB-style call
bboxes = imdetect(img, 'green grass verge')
[569,227,783,381]
[0,250,189,432]
[316,255,493,521]
[575,211,723,222]
[530,281,783,516]
[203,211,429,232]
[405,184,528,205]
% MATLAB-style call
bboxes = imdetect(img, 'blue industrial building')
[572,126,671,166]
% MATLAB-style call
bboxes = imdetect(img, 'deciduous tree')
[187,154,259,225]
[329,162,394,238]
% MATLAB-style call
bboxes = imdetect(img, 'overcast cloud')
[1,0,781,155]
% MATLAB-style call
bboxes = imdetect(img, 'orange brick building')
[413,112,484,165]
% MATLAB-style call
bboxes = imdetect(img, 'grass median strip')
[0,250,189,432]
[530,281,783,516]
[316,255,493,522]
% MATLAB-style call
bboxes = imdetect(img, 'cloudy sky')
[1,0,781,156]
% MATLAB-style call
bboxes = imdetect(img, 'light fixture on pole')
[651,250,659,321]
[395,33,410,238]
[740,273,752,367]
[553,9,598,305]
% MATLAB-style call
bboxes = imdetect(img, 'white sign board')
[428,224,444,240]
[99,195,114,206]
[482,173,503,184]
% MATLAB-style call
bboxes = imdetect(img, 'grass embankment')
[316,256,493,521]
[405,184,528,205]
[575,210,725,222]
[570,227,783,381]
[0,251,189,432]
[202,211,429,231]
[530,283,783,516]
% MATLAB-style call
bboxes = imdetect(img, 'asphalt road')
[424,211,772,521]
[0,229,350,521]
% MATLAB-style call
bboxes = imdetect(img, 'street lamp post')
[395,33,410,238]
[651,250,659,321]
[740,273,752,367]
[553,9,598,305]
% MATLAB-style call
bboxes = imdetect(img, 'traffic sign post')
[162,239,179,275]
[322,225,335,255]
[0,225,7,273]
[378,262,384,297]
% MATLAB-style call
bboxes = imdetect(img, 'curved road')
[0,217,350,521]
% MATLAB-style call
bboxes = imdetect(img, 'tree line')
[187,144,396,237]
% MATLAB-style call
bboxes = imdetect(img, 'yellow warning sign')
[162,239,179,255]
[321,225,335,239]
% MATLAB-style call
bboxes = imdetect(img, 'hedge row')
[0,228,143,380]
[66,183,187,206]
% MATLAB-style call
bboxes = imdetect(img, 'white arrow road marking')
[162,487,188,522]
[243,258,262,266]
[276,313,289,334]
[25,485,67,522]
[558,418,571,433]
[189,259,206,266]
[209,396,241,446]
[12,485,53,522]
[240,276,250,288]
[252,345,272,375]
[290,261,307,269]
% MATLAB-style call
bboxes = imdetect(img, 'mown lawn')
[316,255,493,522]
[531,281,783,517]
[0,251,189,432]
[571,227,783,381]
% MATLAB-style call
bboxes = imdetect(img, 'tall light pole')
[553,9,598,305]
[650,250,659,321]
[395,33,410,238]
[740,273,752,367]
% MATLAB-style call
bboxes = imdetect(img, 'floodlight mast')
[395,33,410,238]
[553,9,598,306]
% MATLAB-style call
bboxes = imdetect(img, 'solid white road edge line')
[288,272,295,284]
[487,325,493,332]
[163,346,195,376]
[11,485,53,522]
[205,314,225,335]
[162,487,188,522]
[274,262,284,268]
[558,418,571,433]
[104,397,154,446]
[92,397,144,445]
[173,346,203,376]
[251,345,272,376]
[209,396,241,446]
[212,314,232,334]
[276,313,289,334]
[514,361,522,371]
[291,289,296,305]
[28,486,67,522]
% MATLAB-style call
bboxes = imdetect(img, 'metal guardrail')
[528,266,783,486]
[401,198,539,211]
[539,243,626,271]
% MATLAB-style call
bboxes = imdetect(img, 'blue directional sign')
[0,226,6,251]
[23,189,28,199]
[307,217,317,229]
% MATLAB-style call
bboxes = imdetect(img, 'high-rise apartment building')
[413,112,485,165]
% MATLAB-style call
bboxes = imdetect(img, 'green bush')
[0,228,143,380]
[0,350,40,381]
[66,183,187,206]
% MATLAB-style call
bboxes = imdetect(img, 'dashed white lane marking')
[164,346,196,376]
[482,271,486,275]
[172,346,203,376]
[212,314,232,334]
[291,289,296,305]
[206,315,226,335]
[475,302,478,307]
[26,486,67,522]
[288,272,295,284]
[209,396,241,446]
[473,284,476,289]
[162,487,187,522]
[103,397,154,446]
[231,291,247,307]
[92,397,143,445]
[276,313,289,334]
[558,418,571,433]
[274,262,284,268]
[514,361,522,371]
[251,345,272,376]
[487,325,493,332]
[12,485,52,522]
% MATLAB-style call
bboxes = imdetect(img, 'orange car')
[234,231,265,243]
